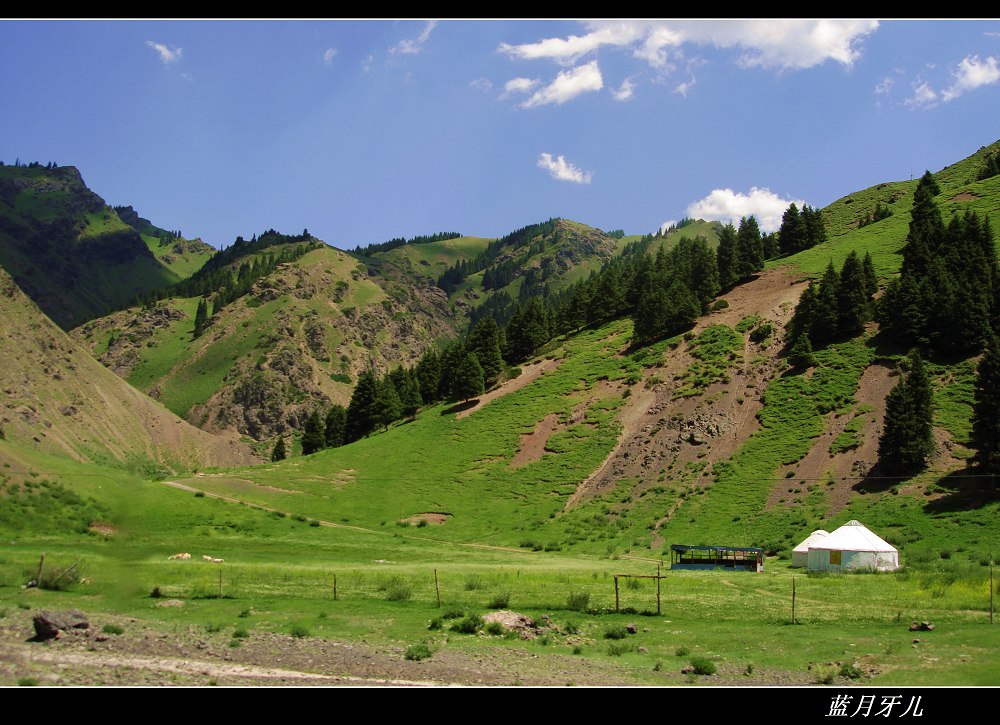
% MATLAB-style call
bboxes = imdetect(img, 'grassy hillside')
[778,138,1000,280]
[0,267,257,473]
[72,244,459,441]
[0,165,180,328]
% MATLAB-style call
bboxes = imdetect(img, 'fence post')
[218,567,223,599]
[792,577,797,625]
[657,566,662,615]
[434,569,441,608]
[614,575,620,613]
[333,573,338,601]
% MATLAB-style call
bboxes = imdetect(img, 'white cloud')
[469,77,493,92]
[537,153,593,184]
[941,55,1000,101]
[660,220,678,233]
[499,22,643,66]
[673,77,695,97]
[686,187,805,232]
[323,48,338,67]
[392,19,439,55]
[362,54,374,73]
[612,78,636,101]
[146,41,182,64]
[905,81,939,109]
[521,61,604,108]
[500,20,878,73]
[502,77,539,98]
[874,76,893,94]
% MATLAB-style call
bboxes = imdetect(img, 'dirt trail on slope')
[565,267,809,530]
[456,358,560,419]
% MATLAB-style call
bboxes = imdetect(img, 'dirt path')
[509,412,562,468]
[456,358,560,419]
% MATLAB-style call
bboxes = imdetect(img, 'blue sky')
[2,19,999,249]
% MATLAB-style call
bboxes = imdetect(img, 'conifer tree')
[324,404,346,448]
[716,223,738,290]
[346,369,380,442]
[301,410,326,455]
[837,251,869,337]
[811,262,840,344]
[193,298,208,337]
[270,436,287,462]
[971,334,1000,489]
[451,352,485,402]
[878,351,934,476]
[373,376,402,431]
[778,203,804,255]
[467,317,504,384]
[734,216,763,280]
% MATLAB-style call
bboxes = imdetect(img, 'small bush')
[572,645,583,655]
[450,615,484,634]
[564,620,580,635]
[839,662,863,680]
[814,666,837,685]
[308,519,321,527]
[102,624,124,635]
[150,587,162,599]
[206,622,224,633]
[289,624,310,638]
[442,608,465,620]
[604,625,629,640]
[404,643,433,661]
[710,299,729,311]
[487,592,510,609]
[567,591,590,612]
[232,628,249,639]
[689,656,716,675]
[607,642,634,656]
[194,491,205,498]
[427,618,443,631]
[17,677,38,686]
[238,608,251,618]
[228,639,242,648]
[675,645,690,657]
[464,575,484,591]
[485,621,505,636]
[385,583,412,602]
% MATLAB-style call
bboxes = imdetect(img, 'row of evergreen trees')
[776,203,827,255]
[352,231,462,258]
[878,171,997,355]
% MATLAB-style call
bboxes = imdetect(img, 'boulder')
[33,609,90,640]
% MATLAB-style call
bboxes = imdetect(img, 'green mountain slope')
[72,243,458,440]
[0,164,181,329]
[114,204,216,280]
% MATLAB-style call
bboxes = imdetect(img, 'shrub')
[232,628,249,639]
[564,620,580,635]
[205,622,224,633]
[102,624,124,635]
[814,666,837,685]
[385,582,412,601]
[289,624,310,638]
[450,615,484,634]
[567,591,590,612]
[839,662,863,680]
[485,621,505,636]
[228,639,242,648]
[572,645,583,655]
[689,656,716,675]
[427,618,443,631]
[238,608,251,618]
[749,323,773,343]
[404,643,433,661]
[150,586,162,599]
[604,625,629,640]
[308,519,321,527]
[675,645,690,657]
[487,592,510,609]
[710,299,729,311]
[464,575,484,591]
[17,677,38,686]
[194,491,205,498]
[607,642,634,656]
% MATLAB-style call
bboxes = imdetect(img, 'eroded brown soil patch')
[456,358,561,420]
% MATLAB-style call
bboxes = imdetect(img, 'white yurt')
[791,530,829,568]
[806,520,899,572]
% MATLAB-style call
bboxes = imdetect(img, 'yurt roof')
[792,529,830,553]
[809,520,896,553]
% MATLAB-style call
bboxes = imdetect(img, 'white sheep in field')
[202,555,224,563]
[168,552,191,560]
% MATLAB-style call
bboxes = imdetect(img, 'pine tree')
[633,284,669,344]
[811,262,840,344]
[467,317,504,384]
[734,216,763,280]
[270,436,287,462]
[971,334,1000,489]
[324,404,346,448]
[878,351,934,476]
[301,410,326,455]
[716,223,738,290]
[397,368,423,420]
[836,251,869,337]
[346,369,380,442]
[373,376,402,431]
[193,298,208,337]
[451,352,485,402]
[778,203,804,255]
[862,252,878,299]
[787,333,815,369]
